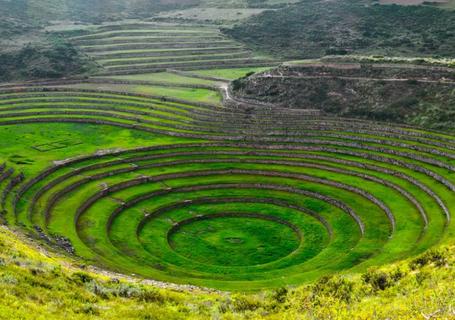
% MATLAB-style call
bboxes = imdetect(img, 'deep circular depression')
[166,213,302,267]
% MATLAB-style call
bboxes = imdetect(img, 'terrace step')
[99,52,253,66]
[91,47,249,60]
[81,41,243,52]
[98,61,281,76]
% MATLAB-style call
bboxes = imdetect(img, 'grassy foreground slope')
[0,225,453,319]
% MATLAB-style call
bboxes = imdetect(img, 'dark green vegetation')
[231,61,455,130]
[0,0,198,24]
[224,0,455,58]
[0,37,94,82]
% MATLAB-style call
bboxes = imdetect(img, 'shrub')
[0,273,18,285]
[415,270,431,285]
[76,303,100,315]
[272,287,288,304]
[409,249,448,270]
[362,270,390,291]
[231,295,262,312]
[362,268,404,291]
[312,276,354,303]
[113,283,141,298]
[389,97,419,109]
[136,287,165,303]
[71,271,94,284]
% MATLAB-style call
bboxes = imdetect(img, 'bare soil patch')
[379,0,446,5]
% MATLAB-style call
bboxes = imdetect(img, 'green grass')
[63,83,223,105]
[70,29,221,41]
[76,35,225,42]
[0,123,200,180]
[80,41,237,50]
[98,52,251,66]
[101,58,261,71]
[153,212,302,266]
[103,72,219,85]
[130,85,222,104]
[90,47,244,57]
[191,67,273,79]
[10,136,452,289]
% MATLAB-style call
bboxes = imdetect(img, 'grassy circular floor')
[165,213,301,266]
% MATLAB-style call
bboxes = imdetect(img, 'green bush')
[231,295,263,312]
[71,271,94,284]
[312,276,354,303]
[409,249,448,270]
[362,268,404,291]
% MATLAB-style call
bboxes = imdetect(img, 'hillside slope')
[224,0,455,58]
[0,0,198,24]
[231,61,455,130]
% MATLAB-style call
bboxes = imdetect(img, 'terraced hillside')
[1,0,455,316]
[67,23,279,76]
[0,67,454,290]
